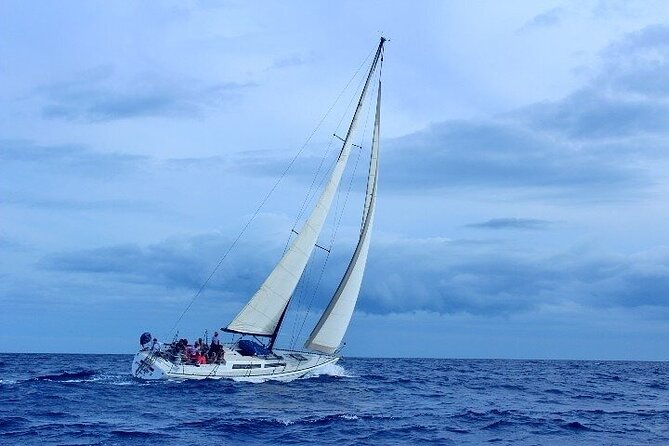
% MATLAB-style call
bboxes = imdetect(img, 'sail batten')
[305,76,382,354]
[225,39,386,338]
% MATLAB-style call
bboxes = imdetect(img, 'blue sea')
[1,354,668,445]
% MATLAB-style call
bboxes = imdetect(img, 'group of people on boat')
[140,331,225,365]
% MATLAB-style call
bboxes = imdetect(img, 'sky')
[2,0,669,359]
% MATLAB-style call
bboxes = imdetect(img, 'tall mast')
[305,46,384,354]
[268,37,387,350]
[337,37,386,158]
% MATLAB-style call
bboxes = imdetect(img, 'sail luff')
[225,39,386,337]
[304,75,382,354]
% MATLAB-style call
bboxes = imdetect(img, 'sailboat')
[132,37,386,381]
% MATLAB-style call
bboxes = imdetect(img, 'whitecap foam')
[302,362,353,379]
[339,414,359,420]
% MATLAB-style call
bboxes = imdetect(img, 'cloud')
[269,53,315,70]
[37,229,285,302]
[516,25,669,140]
[231,26,669,202]
[381,25,669,196]
[0,139,145,178]
[514,88,669,140]
[34,66,255,122]
[519,7,564,31]
[466,218,553,230]
[1,191,155,212]
[11,24,666,208]
[0,234,24,251]
[359,238,669,316]
[232,116,648,201]
[600,24,669,99]
[380,119,646,197]
[591,0,659,20]
[34,229,669,319]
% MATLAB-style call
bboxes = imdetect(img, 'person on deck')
[210,331,222,363]
[197,338,207,356]
[186,341,197,363]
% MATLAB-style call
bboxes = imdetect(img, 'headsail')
[305,74,382,354]
[225,38,386,338]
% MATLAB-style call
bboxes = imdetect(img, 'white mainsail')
[305,78,382,354]
[225,42,385,337]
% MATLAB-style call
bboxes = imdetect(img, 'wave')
[35,370,96,382]
[561,421,594,431]
[111,429,174,439]
[180,412,368,432]
[0,416,30,429]
[482,419,514,430]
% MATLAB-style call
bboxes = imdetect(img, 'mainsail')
[305,76,382,354]
[225,39,386,338]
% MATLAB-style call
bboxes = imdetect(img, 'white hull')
[131,346,338,382]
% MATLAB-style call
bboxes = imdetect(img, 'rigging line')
[361,50,383,231]
[328,68,379,249]
[287,243,319,349]
[287,48,375,238]
[286,62,367,257]
[294,78,378,344]
[164,48,376,340]
[287,230,318,347]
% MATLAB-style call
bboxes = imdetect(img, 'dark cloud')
[466,218,552,230]
[602,24,669,57]
[381,119,644,195]
[2,191,155,212]
[38,232,282,302]
[0,139,145,178]
[34,67,255,122]
[514,88,669,139]
[359,239,669,316]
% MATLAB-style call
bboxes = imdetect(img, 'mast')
[225,38,387,344]
[305,55,383,354]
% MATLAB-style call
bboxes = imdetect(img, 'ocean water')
[0,354,667,445]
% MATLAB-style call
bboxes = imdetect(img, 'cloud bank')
[34,67,254,122]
